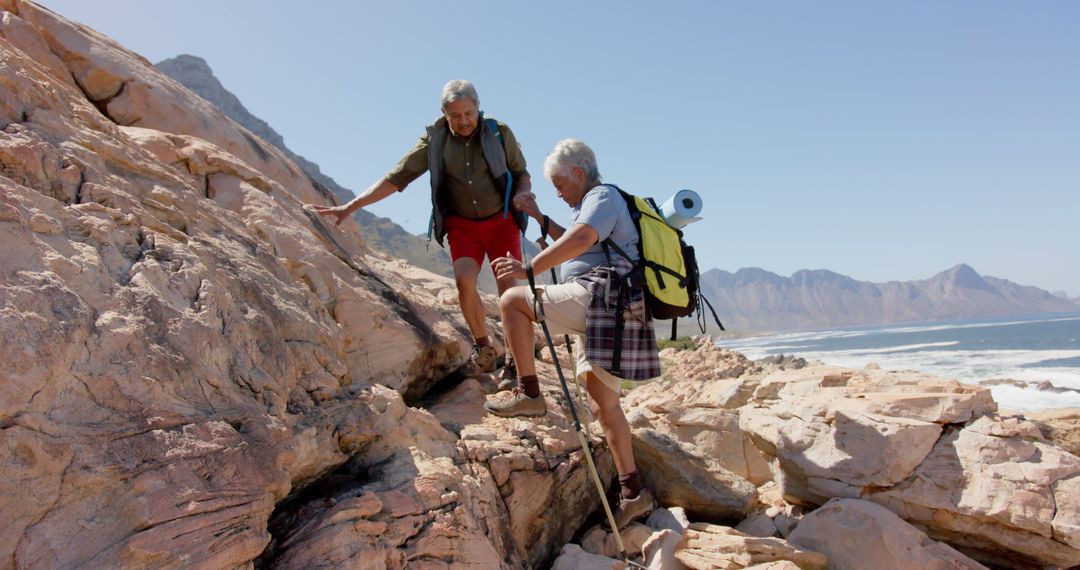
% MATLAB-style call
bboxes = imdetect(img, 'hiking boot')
[484,387,546,418]
[497,358,518,391]
[612,488,656,529]
[470,344,498,373]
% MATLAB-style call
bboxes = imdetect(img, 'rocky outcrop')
[675,523,827,570]
[0,2,606,568]
[153,53,462,284]
[1026,408,1080,457]
[737,366,1080,568]
[607,343,1080,569]
[6,3,1080,570]
[624,342,773,497]
[787,498,986,569]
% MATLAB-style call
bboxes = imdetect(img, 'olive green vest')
[425,115,525,246]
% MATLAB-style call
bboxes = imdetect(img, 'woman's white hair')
[543,139,602,184]
[441,79,479,108]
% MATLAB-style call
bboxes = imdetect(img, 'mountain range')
[157,54,1078,333]
[697,263,1079,332]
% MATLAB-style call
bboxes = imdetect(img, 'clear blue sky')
[42,1,1080,294]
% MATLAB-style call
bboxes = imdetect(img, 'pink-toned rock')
[624,355,772,487]
[0,3,612,568]
[740,398,943,505]
[658,338,764,382]
[739,364,1080,568]
[1025,408,1080,456]
[675,523,827,570]
[743,562,803,570]
[581,523,654,559]
[787,498,987,570]
[551,544,625,570]
[643,529,686,570]
[873,427,1080,568]
[632,427,757,521]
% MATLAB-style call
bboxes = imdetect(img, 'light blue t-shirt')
[561,184,640,282]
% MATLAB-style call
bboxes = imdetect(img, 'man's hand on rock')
[310,204,353,226]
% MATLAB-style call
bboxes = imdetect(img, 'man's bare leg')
[453,257,487,340]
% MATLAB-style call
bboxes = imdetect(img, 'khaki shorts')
[528,282,622,396]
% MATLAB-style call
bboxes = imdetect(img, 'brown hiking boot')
[470,344,497,373]
[497,358,517,391]
[484,387,546,417]
[612,488,656,529]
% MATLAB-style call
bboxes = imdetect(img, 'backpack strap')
[484,117,514,220]
[697,291,725,332]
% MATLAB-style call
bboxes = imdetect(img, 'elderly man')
[311,80,529,379]
[486,139,658,529]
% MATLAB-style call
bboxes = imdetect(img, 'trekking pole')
[522,259,642,568]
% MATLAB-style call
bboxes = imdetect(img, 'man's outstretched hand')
[309,204,353,226]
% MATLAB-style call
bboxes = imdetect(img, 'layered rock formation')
[153,54,456,282]
[0,2,604,568]
[552,342,1079,569]
[5,3,1080,570]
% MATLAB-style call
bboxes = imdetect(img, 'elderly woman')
[487,139,658,529]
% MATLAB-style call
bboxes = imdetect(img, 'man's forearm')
[512,173,532,198]
[345,178,399,214]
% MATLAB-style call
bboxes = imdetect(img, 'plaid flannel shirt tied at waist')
[570,265,661,381]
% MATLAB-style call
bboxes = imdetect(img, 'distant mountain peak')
[931,263,994,292]
[160,53,211,70]
[697,263,1079,332]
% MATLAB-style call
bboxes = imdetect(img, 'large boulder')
[1025,408,1080,457]
[622,345,769,515]
[739,365,1080,568]
[787,498,986,570]
[873,418,1080,569]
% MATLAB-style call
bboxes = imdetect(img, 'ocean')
[714,312,1080,412]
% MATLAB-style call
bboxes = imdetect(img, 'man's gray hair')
[441,79,479,108]
[544,139,602,184]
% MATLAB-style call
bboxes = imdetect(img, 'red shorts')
[445,214,522,267]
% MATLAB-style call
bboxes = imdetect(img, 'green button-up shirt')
[385,119,528,219]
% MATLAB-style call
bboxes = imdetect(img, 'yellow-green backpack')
[602,185,724,336]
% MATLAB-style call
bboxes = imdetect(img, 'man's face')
[550,167,588,207]
[443,98,479,138]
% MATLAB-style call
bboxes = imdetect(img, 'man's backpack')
[601,185,724,338]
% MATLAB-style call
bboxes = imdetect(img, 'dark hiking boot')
[497,358,518,391]
[470,344,498,373]
[484,387,546,418]
[612,488,656,529]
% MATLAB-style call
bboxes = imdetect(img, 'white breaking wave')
[836,341,961,355]
[983,385,1080,413]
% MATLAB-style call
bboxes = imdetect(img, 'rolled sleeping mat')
[659,189,703,228]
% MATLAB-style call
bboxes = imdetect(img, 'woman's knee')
[499,286,531,316]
